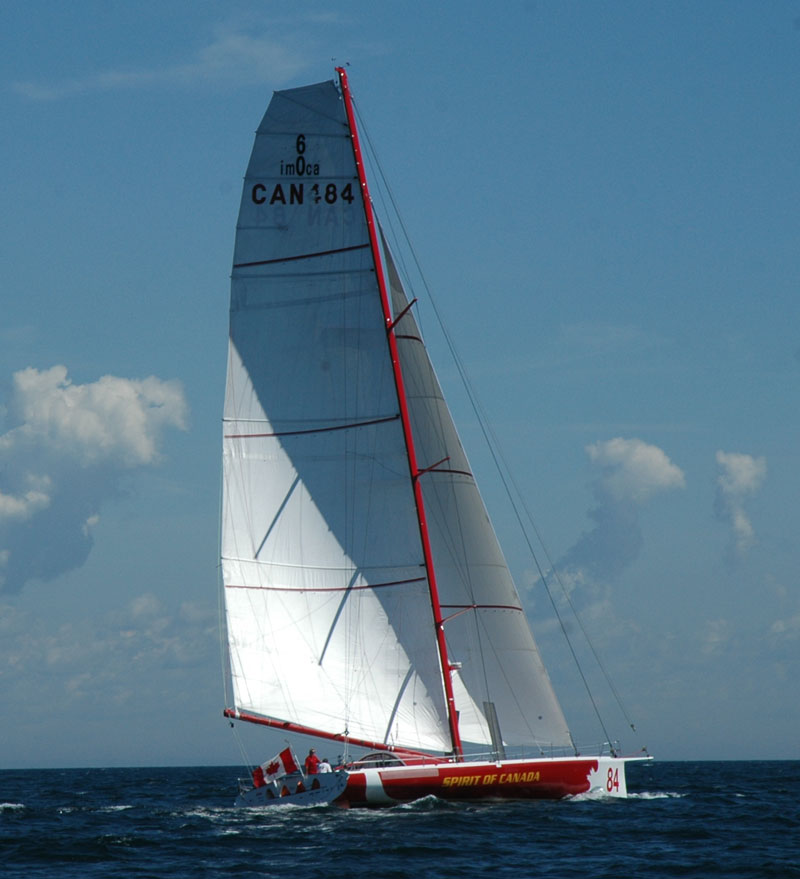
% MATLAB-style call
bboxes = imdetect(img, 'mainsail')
[222,72,572,756]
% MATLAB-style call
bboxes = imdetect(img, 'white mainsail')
[222,75,572,756]
[222,80,450,751]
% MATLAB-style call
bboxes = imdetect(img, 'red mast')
[336,67,463,757]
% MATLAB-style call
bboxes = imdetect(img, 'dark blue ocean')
[2,761,798,877]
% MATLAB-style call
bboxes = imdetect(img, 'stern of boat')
[235,770,348,807]
[587,755,651,798]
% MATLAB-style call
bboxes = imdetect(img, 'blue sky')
[2,1,798,768]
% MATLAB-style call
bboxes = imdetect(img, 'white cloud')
[0,366,188,593]
[586,437,686,504]
[10,27,310,101]
[553,438,684,590]
[716,450,766,495]
[715,451,766,554]
[0,476,51,522]
[2,365,187,466]
[82,514,100,537]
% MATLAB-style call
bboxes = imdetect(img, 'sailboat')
[221,67,646,807]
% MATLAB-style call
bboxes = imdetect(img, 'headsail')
[383,242,572,750]
[222,71,572,757]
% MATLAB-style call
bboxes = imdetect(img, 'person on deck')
[304,748,320,775]
[318,757,332,773]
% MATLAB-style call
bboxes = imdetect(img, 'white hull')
[235,770,348,807]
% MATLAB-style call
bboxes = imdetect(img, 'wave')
[567,788,686,802]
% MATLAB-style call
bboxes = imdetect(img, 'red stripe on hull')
[337,758,603,806]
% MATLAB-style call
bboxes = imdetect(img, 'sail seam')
[418,467,474,478]
[222,555,418,572]
[225,576,426,593]
[441,604,523,611]
[234,242,369,268]
[273,91,350,128]
[440,604,524,624]
[225,413,399,439]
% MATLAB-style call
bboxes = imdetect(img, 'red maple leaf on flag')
[280,748,299,774]
[265,760,280,776]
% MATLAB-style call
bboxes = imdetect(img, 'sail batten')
[224,577,427,593]
[233,242,370,269]
[224,414,400,440]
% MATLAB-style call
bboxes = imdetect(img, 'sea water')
[2,761,798,877]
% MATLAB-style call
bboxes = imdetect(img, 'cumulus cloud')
[0,476,51,522]
[714,451,766,555]
[0,366,188,593]
[10,26,310,101]
[2,365,186,466]
[586,437,685,503]
[558,438,685,586]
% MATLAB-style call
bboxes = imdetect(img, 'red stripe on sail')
[234,242,370,268]
[440,604,524,624]
[224,414,399,439]
[224,576,426,593]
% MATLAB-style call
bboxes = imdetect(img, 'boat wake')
[0,801,25,812]
[567,788,684,803]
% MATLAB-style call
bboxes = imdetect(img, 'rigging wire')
[353,98,637,752]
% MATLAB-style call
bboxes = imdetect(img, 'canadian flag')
[261,747,300,782]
